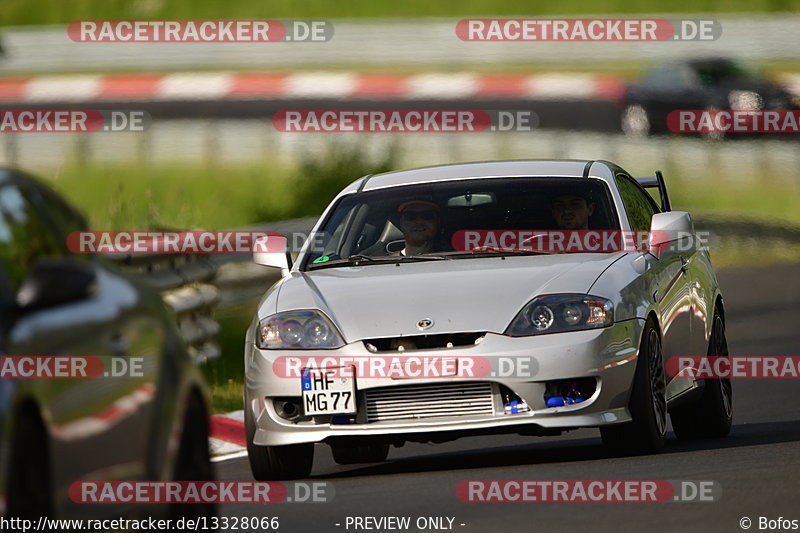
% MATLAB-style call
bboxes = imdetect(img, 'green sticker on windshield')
[312,255,331,263]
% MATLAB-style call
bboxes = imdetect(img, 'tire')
[670,310,733,439]
[601,318,667,454]
[7,408,52,521]
[331,443,389,465]
[169,394,216,521]
[621,104,651,137]
[244,402,313,480]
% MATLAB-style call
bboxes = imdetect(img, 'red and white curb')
[209,410,247,462]
[51,383,156,441]
[0,71,626,103]
[1,71,798,105]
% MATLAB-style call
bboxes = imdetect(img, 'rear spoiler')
[634,170,671,212]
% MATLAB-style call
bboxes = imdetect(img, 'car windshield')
[303,177,620,270]
[692,60,752,85]
[643,60,753,88]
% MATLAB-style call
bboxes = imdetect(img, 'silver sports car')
[244,160,732,480]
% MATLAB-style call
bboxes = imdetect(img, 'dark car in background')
[0,168,213,522]
[621,57,797,136]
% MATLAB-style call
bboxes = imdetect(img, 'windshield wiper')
[395,254,450,261]
[343,254,375,263]
[436,249,549,258]
[308,253,449,270]
[308,254,377,269]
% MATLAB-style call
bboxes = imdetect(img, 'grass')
[42,146,396,231]
[669,177,800,226]
[40,148,800,232]
[3,0,800,26]
[45,161,296,230]
[710,238,800,268]
[202,304,252,414]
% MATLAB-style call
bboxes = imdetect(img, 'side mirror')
[253,235,292,273]
[16,258,97,310]
[648,211,694,257]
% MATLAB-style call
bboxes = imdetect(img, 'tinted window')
[304,177,619,268]
[644,65,698,87]
[615,174,657,232]
[693,60,750,85]
[24,183,89,261]
[30,185,88,242]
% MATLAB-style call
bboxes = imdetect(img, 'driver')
[396,200,441,256]
[550,191,595,230]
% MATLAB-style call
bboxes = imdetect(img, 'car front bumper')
[244,319,645,446]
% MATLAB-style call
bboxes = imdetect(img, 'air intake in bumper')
[364,382,496,422]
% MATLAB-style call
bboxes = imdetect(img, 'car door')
[614,174,692,400]
[1,179,161,516]
[679,227,715,361]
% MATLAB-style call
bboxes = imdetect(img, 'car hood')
[268,254,621,341]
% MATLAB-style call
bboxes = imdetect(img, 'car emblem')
[417,318,434,330]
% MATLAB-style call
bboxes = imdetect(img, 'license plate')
[301,368,356,416]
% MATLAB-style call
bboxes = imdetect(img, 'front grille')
[364,382,495,422]
[363,332,485,352]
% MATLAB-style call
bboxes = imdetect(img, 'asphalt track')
[217,262,800,532]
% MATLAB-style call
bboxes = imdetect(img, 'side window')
[312,202,360,261]
[0,184,63,294]
[615,174,657,232]
[31,187,88,242]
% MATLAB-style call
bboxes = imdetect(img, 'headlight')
[257,310,345,349]
[505,295,613,336]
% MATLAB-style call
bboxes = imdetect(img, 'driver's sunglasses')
[401,210,438,222]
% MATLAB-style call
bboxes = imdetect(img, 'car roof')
[686,57,739,68]
[353,160,613,192]
[0,167,50,193]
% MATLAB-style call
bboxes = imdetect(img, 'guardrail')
[97,218,315,364]
[107,251,221,364]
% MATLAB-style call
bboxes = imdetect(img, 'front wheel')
[170,394,216,521]
[670,310,733,439]
[7,408,52,520]
[601,319,667,454]
[245,402,314,480]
